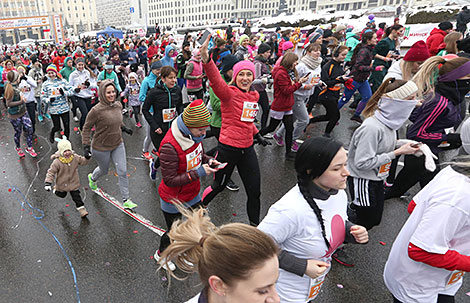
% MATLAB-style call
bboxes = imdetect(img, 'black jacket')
[320,59,346,98]
[457,9,470,33]
[142,80,184,131]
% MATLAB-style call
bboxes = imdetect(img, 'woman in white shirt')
[258,137,369,303]
[159,205,280,303]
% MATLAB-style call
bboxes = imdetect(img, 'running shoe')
[350,115,363,124]
[123,199,138,209]
[383,181,394,188]
[273,133,284,147]
[141,151,153,161]
[154,250,176,271]
[332,248,355,267]
[295,139,304,144]
[291,141,299,152]
[263,133,274,139]
[38,115,44,122]
[77,206,89,218]
[149,159,158,181]
[151,149,159,156]
[226,180,240,191]
[44,113,51,119]
[73,116,79,122]
[15,147,25,158]
[25,147,37,158]
[322,133,331,138]
[136,122,142,128]
[122,108,128,115]
[88,173,97,191]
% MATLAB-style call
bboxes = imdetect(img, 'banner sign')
[0,16,49,30]
[52,15,64,44]
[401,23,455,48]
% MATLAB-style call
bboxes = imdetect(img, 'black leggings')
[50,112,70,141]
[202,143,261,225]
[257,90,270,129]
[55,190,84,208]
[260,114,294,154]
[76,96,92,130]
[25,102,36,134]
[306,86,321,114]
[132,105,140,123]
[149,125,170,168]
[310,95,340,135]
[159,201,203,253]
[393,294,454,303]
[385,155,439,200]
[205,126,221,156]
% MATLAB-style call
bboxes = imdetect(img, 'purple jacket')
[407,93,461,154]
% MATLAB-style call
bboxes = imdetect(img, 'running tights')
[260,114,294,155]
[310,96,340,135]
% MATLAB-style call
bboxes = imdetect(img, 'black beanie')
[439,21,453,31]
[457,36,470,53]
[323,29,333,39]
[258,43,271,54]
[295,137,343,179]
[221,54,239,73]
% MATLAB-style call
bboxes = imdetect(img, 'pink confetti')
[65,214,70,217]
[380,241,386,246]
[65,204,70,207]
[466,292,470,297]
[232,213,237,216]
[73,231,78,234]
[150,256,154,260]
[73,127,78,132]
[8,188,11,192]
[21,208,25,211]
[337,284,344,289]
[161,276,167,281]
[60,131,64,135]
[133,230,138,234]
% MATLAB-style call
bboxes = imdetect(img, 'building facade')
[0,0,44,44]
[96,0,147,30]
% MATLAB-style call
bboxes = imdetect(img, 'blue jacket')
[160,45,175,67]
[139,72,158,103]
[98,70,121,92]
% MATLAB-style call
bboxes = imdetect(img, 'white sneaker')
[73,116,79,122]
[154,250,176,271]
[263,133,274,139]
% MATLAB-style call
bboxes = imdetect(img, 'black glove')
[84,80,90,88]
[42,76,48,82]
[59,88,65,96]
[44,182,52,191]
[445,133,462,149]
[121,125,133,136]
[49,97,56,103]
[74,87,81,93]
[20,75,27,82]
[83,145,91,159]
[254,133,271,147]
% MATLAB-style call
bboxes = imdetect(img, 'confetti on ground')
[21,208,25,211]
[161,276,167,281]
[65,214,70,217]
[65,204,70,207]
[37,260,41,263]
[466,292,470,297]
[48,291,52,296]
[73,127,78,132]
[8,188,11,192]
[96,211,100,214]
[232,213,237,216]
[60,131,64,135]
[150,255,154,259]
[73,232,78,234]
[337,284,344,289]
[105,262,111,266]
[133,230,139,234]
[379,241,386,246]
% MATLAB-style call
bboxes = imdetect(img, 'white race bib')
[311,75,320,86]
[446,270,464,288]
[186,144,203,172]
[162,108,177,123]
[307,266,330,301]
[241,101,259,122]
[377,162,391,178]
[51,88,61,97]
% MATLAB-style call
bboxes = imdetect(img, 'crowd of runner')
[1,9,470,302]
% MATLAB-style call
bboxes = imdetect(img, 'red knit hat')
[182,99,211,128]
[404,41,430,62]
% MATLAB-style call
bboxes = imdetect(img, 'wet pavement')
[0,102,469,303]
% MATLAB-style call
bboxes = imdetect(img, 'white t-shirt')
[185,293,199,303]
[384,166,470,303]
[258,185,348,303]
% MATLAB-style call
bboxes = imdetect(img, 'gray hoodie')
[347,97,417,181]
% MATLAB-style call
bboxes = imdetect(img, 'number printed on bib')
[446,271,464,287]
[311,76,320,86]
[307,266,330,301]
[241,101,259,122]
[162,108,177,123]
[51,88,61,97]
[377,162,391,178]
[186,144,203,172]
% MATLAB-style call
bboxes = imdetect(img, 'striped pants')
[348,176,384,230]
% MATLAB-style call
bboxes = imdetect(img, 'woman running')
[199,35,271,226]
[82,80,137,209]
[159,205,280,303]
[258,137,368,302]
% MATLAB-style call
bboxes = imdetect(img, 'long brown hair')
[362,78,409,118]
[280,52,299,79]
[443,32,463,54]
[4,70,19,101]
[159,203,278,287]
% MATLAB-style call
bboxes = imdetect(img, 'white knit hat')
[385,81,418,100]
[57,138,72,156]
[461,118,470,154]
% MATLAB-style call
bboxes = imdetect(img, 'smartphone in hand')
[198,30,211,45]
[210,162,227,170]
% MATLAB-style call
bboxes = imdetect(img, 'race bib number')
[186,144,203,172]
[311,76,320,86]
[446,271,464,287]
[241,101,259,122]
[377,162,391,178]
[162,108,177,123]
[51,88,61,97]
[307,266,330,301]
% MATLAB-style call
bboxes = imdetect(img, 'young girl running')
[4,71,37,158]
[258,137,368,302]
[121,72,142,128]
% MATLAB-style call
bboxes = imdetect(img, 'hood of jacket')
[98,81,121,107]
[430,28,447,38]
[164,45,174,58]
[374,97,417,130]
[346,32,359,40]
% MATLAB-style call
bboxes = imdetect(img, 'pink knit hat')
[232,60,255,80]
[282,41,294,51]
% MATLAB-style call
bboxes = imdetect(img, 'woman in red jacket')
[199,35,271,226]
[155,99,220,271]
[259,53,308,160]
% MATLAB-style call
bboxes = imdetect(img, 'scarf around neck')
[301,55,322,71]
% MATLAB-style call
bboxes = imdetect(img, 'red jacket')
[271,66,301,112]
[204,60,259,149]
[158,120,209,203]
[147,45,159,62]
[426,28,447,56]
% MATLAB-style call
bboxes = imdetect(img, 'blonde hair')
[362,78,408,118]
[159,203,278,287]
[443,32,463,54]
[401,60,416,81]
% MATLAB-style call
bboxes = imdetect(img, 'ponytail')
[412,56,446,99]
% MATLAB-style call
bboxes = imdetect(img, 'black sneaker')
[226,180,240,191]
[350,115,363,124]
[332,248,355,267]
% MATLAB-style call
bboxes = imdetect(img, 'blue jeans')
[338,80,372,116]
